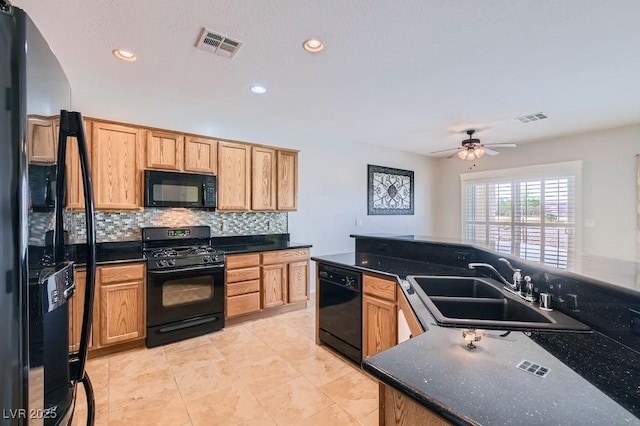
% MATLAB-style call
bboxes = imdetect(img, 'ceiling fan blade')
[430,147,462,154]
[482,143,517,148]
[484,148,500,156]
[446,150,462,159]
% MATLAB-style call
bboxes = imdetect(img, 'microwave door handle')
[202,183,207,206]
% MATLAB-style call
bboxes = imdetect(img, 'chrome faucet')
[498,258,523,293]
[468,259,537,302]
[467,262,515,290]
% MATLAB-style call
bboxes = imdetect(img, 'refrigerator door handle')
[56,110,96,389]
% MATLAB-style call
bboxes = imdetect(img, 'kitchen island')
[312,234,640,425]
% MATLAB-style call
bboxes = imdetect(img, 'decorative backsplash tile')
[29,209,288,245]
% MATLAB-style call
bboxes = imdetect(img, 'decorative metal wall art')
[367,165,414,215]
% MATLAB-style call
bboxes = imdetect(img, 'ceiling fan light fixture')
[457,150,468,160]
[474,147,485,159]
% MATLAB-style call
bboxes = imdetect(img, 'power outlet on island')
[455,251,470,262]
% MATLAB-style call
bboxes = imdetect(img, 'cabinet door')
[92,122,142,210]
[28,117,56,163]
[251,146,276,211]
[262,263,287,309]
[288,260,309,303]
[145,130,184,171]
[99,280,145,346]
[217,141,251,211]
[62,120,91,210]
[397,287,423,339]
[363,295,397,359]
[69,269,93,352]
[276,150,298,211]
[184,136,217,174]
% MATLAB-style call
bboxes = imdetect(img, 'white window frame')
[461,161,583,270]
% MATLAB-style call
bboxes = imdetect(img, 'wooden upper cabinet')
[251,146,276,211]
[92,121,143,210]
[145,130,184,171]
[184,136,217,174]
[63,120,91,210]
[217,141,251,211]
[277,150,298,211]
[28,116,57,163]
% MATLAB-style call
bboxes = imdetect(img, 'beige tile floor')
[72,297,379,426]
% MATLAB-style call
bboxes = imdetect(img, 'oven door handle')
[147,264,225,276]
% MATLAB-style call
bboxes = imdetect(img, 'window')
[461,161,581,269]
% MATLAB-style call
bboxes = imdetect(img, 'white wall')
[433,123,640,263]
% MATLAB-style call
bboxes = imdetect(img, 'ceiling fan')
[431,129,517,160]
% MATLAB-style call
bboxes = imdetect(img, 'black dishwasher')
[318,264,362,364]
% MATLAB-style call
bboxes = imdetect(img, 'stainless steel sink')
[407,275,590,332]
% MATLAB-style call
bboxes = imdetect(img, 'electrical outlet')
[268,219,275,230]
[221,221,227,232]
[355,219,362,226]
[455,251,470,262]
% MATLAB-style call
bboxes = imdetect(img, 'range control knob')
[203,256,211,263]
[156,259,166,268]
[167,259,176,267]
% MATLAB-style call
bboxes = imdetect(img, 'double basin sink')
[407,275,590,332]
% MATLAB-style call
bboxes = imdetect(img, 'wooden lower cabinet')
[94,263,146,348]
[363,274,398,360]
[69,269,92,352]
[397,285,424,340]
[225,249,310,320]
[225,253,261,318]
[287,260,309,303]
[379,384,452,426]
[363,294,397,359]
[262,263,287,308]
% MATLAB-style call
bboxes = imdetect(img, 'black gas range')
[142,226,225,347]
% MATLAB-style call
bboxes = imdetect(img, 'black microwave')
[144,170,217,209]
[29,164,58,210]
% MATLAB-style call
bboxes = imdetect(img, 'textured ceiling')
[14,0,640,155]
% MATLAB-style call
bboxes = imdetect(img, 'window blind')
[461,162,580,269]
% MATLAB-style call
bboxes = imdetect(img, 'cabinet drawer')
[99,263,145,284]
[226,293,261,318]
[363,274,397,301]
[226,280,260,297]
[226,253,260,269]
[261,248,309,265]
[226,267,260,283]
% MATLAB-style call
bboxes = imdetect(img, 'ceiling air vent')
[515,112,548,123]
[196,28,243,58]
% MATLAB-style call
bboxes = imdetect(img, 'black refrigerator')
[0,2,97,425]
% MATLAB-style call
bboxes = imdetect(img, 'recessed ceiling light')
[112,49,137,62]
[250,85,266,94]
[303,38,324,53]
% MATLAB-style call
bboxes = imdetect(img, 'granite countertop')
[29,233,312,270]
[215,241,312,255]
[311,252,640,425]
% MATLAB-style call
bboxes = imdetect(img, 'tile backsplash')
[29,209,288,245]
